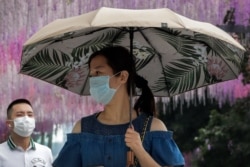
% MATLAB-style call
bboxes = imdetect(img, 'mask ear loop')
[110,71,122,78]
[109,71,122,90]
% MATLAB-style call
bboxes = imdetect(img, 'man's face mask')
[11,116,36,137]
[89,72,121,105]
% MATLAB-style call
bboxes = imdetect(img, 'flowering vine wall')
[1,0,250,159]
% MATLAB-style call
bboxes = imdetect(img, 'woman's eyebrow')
[92,65,105,70]
[90,66,105,74]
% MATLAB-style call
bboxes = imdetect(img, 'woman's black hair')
[134,75,156,116]
[88,46,156,116]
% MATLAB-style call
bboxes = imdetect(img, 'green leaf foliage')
[194,96,250,167]
[20,49,71,82]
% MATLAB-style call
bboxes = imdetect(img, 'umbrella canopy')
[20,7,246,97]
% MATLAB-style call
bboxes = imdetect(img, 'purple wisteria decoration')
[0,1,250,160]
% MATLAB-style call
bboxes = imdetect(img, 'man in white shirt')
[0,98,53,167]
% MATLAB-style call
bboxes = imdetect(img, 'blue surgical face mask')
[89,72,121,105]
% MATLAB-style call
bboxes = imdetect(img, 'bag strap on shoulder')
[134,116,151,166]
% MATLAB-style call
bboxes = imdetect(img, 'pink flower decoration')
[207,58,228,80]
[64,68,85,88]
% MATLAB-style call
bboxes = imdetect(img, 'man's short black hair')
[7,99,32,119]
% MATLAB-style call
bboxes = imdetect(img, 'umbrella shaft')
[129,27,134,126]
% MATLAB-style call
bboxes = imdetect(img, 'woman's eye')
[90,71,101,77]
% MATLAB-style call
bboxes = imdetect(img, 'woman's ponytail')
[134,75,156,116]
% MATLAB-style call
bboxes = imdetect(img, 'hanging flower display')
[64,67,85,88]
[207,57,228,80]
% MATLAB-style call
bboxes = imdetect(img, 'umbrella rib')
[110,28,127,44]
[84,27,111,35]
[138,28,171,96]
[83,27,147,36]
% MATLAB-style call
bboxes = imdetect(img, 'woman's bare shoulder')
[72,119,81,133]
[150,117,168,131]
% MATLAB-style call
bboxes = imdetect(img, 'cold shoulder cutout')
[53,113,185,167]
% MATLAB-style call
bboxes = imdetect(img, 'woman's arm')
[125,118,170,167]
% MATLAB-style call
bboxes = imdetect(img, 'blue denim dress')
[53,113,185,167]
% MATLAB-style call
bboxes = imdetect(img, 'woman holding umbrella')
[53,46,185,167]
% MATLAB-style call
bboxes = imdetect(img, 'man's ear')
[6,120,12,128]
[120,71,129,83]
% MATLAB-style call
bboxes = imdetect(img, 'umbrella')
[20,7,246,167]
[20,7,245,98]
